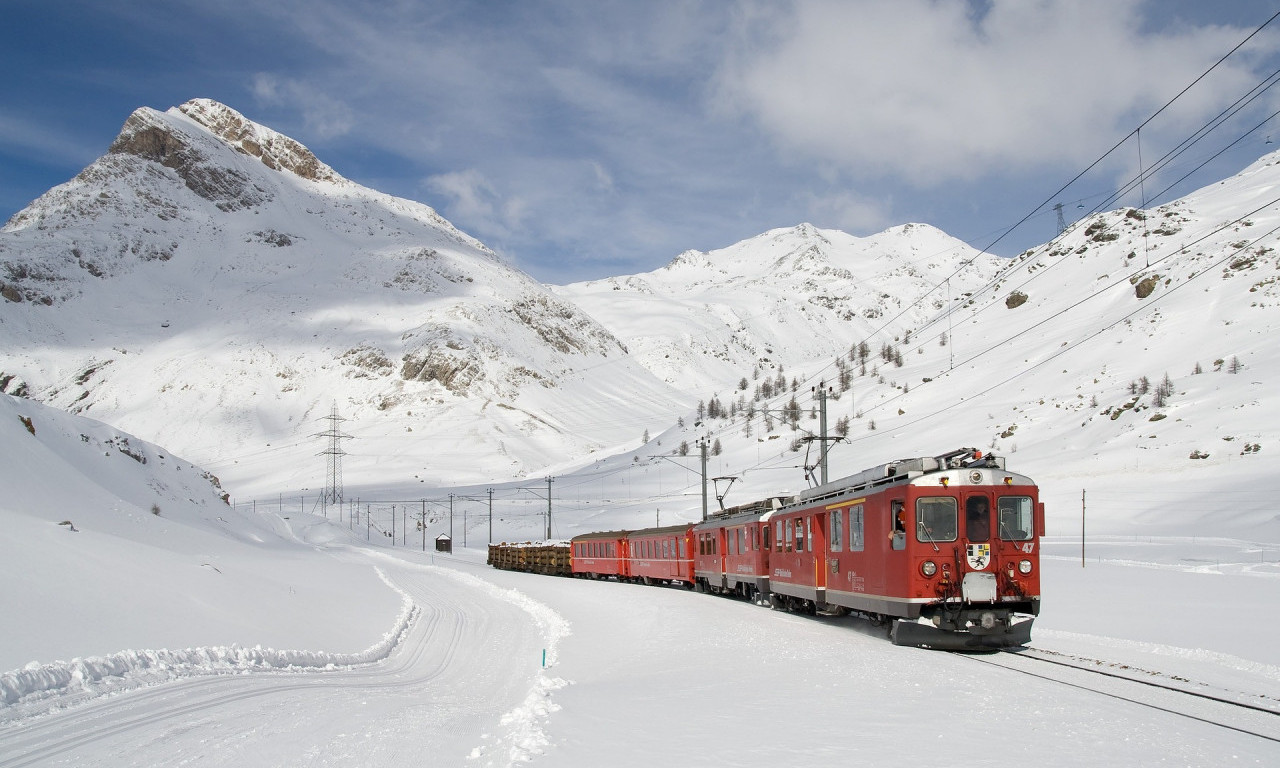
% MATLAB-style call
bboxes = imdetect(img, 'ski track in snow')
[362,551,573,765]
[0,566,418,718]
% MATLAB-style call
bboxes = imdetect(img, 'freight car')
[486,540,572,576]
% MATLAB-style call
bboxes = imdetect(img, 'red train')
[497,447,1043,650]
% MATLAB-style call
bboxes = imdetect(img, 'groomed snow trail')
[0,553,568,768]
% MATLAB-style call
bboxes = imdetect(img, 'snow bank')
[0,567,417,714]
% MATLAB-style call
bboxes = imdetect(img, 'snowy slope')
[554,221,999,394]
[0,393,404,677]
[0,100,686,494]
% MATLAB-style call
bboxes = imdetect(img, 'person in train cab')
[966,497,990,542]
[889,500,906,549]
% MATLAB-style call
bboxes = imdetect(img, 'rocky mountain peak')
[174,99,343,183]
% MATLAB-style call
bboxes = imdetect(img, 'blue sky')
[5,1,1280,283]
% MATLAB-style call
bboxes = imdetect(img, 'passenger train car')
[489,447,1043,650]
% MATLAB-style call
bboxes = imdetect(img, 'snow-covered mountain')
[554,221,1000,394]
[0,100,684,492]
[2,98,1279,542]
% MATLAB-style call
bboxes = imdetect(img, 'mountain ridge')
[2,99,1278,526]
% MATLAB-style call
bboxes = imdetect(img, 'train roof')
[571,529,631,542]
[626,523,695,538]
[786,447,1032,510]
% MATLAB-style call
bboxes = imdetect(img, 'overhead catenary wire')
[739,9,1280,426]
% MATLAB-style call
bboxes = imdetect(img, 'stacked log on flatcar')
[487,541,571,576]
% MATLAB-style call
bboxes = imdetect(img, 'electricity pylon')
[316,403,352,516]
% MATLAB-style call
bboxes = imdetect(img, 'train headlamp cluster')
[921,560,938,577]
[1018,559,1033,575]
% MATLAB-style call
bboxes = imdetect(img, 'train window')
[776,521,783,551]
[785,520,794,552]
[729,530,737,556]
[998,496,1034,541]
[794,519,805,552]
[763,524,772,551]
[752,526,760,551]
[916,497,958,542]
[966,496,991,543]
[806,518,814,552]
[831,510,844,552]
[738,527,746,555]
[850,504,865,551]
[679,538,686,559]
[890,500,907,550]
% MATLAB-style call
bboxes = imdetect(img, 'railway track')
[961,646,1280,744]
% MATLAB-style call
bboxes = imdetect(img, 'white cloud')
[426,168,500,228]
[714,0,1271,186]
[250,73,354,140]
[801,189,891,233]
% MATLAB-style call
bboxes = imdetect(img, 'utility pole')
[699,436,709,522]
[421,500,426,552]
[810,381,836,485]
[1081,490,1087,568]
[545,476,554,540]
[488,488,494,545]
[449,494,454,540]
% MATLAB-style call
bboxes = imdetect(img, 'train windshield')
[915,497,958,542]
[998,496,1034,541]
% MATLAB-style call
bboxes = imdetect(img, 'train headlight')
[921,560,938,577]
[1018,559,1033,575]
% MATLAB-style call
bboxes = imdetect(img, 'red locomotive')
[494,447,1043,650]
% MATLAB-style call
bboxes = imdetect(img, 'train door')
[716,526,728,586]
[964,493,993,543]
[812,512,828,590]
[873,498,906,595]
[964,492,994,573]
